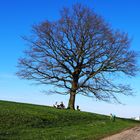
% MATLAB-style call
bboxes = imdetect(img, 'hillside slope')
[0,100,139,140]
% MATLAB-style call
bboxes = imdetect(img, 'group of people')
[53,101,80,111]
[53,102,65,109]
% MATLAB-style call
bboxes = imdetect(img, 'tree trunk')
[68,70,79,110]
[67,92,76,110]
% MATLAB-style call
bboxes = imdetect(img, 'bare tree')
[17,4,138,110]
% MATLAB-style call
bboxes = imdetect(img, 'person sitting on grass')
[59,102,65,109]
[53,102,58,108]
[77,105,80,111]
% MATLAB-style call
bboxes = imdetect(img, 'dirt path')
[102,127,140,140]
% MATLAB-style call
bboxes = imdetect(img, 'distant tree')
[17,4,138,110]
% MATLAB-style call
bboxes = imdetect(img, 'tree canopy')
[17,4,138,109]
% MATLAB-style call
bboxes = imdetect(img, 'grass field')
[0,100,139,140]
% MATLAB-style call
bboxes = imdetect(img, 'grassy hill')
[0,100,139,140]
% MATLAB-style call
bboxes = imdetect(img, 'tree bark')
[67,68,80,110]
[67,92,76,110]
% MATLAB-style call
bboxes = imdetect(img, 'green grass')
[0,100,139,140]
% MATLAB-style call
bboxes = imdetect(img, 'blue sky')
[0,0,140,118]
